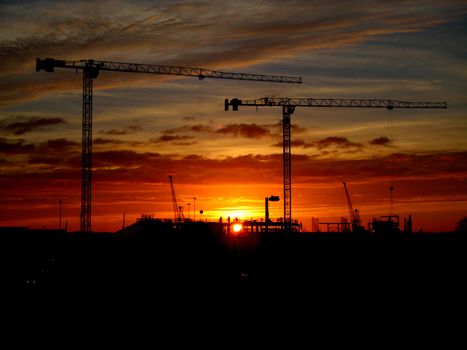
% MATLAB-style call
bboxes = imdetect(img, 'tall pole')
[58,200,63,230]
[389,186,394,216]
[265,197,269,233]
[282,105,294,232]
[193,197,197,221]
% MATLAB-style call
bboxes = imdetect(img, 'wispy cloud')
[1,145,466,185]
[163,124,214,134]
[216,123,271,139]
[0,116,66,135]
[37,138,79,152]
[312,136,363,150]
[161,123,273,139]
[0,137,35,154]
[0,1,465,105]
[99,124,142,136]
[274,136,363,151]
[150,134,195,143]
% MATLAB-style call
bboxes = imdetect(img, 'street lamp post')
[58,199,63,230]
[193,197,197,221]
[265,195,280,233]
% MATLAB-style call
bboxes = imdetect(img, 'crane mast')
[36,58,302,232]
[225,97,447,232]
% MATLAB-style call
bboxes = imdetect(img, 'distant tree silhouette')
[455,216,467,233]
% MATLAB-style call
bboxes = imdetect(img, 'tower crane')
[225,97,447,232]
[168,176,184,223]
[343,182,363,233]
[36,58,302,232]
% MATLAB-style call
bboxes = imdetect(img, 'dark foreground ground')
[1,221,466,302]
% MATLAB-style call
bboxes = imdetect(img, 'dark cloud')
[92,150,164,169]
[93,138,145,147]
[268,122,306,134]
[274,136,363,150]
[3,148,466,188]
[0,137,35,154]
[25,139,79,165]
[164,124,214,134]
[0,137,80,164]
[293,151,467,182]
[99,124,143,136]
[369,137,392,146]
[94,138,127,145]
[0,116,66,135]
[273,139,314,148]
[291,125,307,134]
[164,123,275,139]
[28,155,66,165]
[150,134,195,143]
[152,124,215,145]
[313,136,363,150]
[38,138,79,152]
[216,123,271,139]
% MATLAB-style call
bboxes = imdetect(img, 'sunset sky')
[0,0,466,232]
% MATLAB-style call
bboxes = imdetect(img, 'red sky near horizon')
[1,1,466,232]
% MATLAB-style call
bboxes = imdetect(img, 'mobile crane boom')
[343,182,363,232]
[169,176,182,223]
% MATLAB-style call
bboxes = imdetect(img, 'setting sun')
[232,223,243,233]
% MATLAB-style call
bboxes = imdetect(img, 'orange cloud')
[369,137,392,146]
[150,135,195,143]
[99,124,142,135]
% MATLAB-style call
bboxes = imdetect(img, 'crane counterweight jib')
[36,58,66,72]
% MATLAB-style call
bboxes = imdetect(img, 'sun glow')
[215,209,260,221]
[232,223,243,233]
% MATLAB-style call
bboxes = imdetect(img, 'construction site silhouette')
[1,222,466,296]
[1,58,461,302]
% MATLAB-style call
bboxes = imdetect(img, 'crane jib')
[225,97,447,109]
[36,58,302,84]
